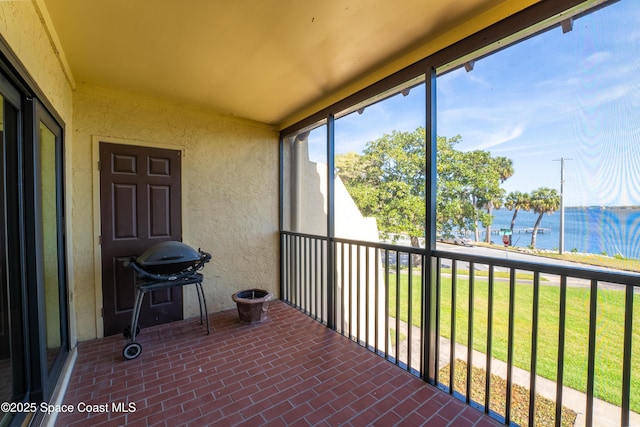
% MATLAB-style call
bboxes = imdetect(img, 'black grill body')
[135,241,204,274]
[121,241,211,360]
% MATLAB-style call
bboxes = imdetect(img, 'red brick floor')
[56,301,500,427]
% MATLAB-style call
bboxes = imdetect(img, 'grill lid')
[135,241,202,273]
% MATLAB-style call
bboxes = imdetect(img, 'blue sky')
[310,0,640,207]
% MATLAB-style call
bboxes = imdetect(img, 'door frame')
[91,135,186,338]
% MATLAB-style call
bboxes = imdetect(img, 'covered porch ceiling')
[42,0,538,128]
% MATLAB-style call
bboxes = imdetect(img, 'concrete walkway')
[392,320,640,427]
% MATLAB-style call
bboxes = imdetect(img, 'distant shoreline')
[492,207,640,259]
[565,205,640,210]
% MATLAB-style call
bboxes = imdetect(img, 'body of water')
[487,207,640,260]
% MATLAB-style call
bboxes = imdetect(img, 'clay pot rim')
[232,288,273,303]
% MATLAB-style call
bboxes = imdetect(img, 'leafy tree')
[335,152,365,182]
[529,187,560,248]
[436,135,477,236]
[337,128,513,249]
[338,129,426,250]
[480,189,505,243]
[504,191,530,245]
[436,138,510,240]
[461,152,511,242]
[483,156,514,242]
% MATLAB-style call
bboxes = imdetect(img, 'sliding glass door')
[0,71,67,426]
[38,106,68,391]
[0,72,26,427]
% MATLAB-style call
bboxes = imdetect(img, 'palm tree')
[504,191,530,244]
[529,187,560,248]
[494,156,514,183]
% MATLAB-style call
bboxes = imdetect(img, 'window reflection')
[40,122,61,370]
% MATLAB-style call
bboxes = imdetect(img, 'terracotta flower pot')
[232,289,273,324]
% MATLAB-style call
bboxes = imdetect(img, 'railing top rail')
[281,231,640,287]
[281,230,329,241]
[433,249,640,286]
[282,231,426,253]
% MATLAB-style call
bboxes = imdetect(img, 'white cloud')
[473,124,525,150]
[584,51,612,67]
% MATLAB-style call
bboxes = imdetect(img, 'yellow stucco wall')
[0,0,77,342]
[73,85,279,340]
[73,84,280,341]
[0,1,73,119]
[0,2,280,343]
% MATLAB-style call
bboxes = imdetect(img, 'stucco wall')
[0,0,76,341]
[0,1,279,343]
[73,84,279,341]
[0,1,73,120]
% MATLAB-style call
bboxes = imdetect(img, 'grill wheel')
[123,342,142,360]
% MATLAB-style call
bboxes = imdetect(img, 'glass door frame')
[23,98,68,402]
[0,68,28,427]
[0,60,69,427]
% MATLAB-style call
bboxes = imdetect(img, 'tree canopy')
[336,128,426,247]
[336,127,513,246]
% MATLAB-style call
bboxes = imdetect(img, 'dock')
[491,227,551,234]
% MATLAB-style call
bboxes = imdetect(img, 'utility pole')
[553,157,572,254]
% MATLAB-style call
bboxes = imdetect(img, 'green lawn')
[388,271,640,412]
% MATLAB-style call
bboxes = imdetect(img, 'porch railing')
[280,231,640,427]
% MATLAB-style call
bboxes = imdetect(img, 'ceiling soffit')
[41,0,535,127]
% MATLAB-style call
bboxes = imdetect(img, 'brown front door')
[100,142,183,337]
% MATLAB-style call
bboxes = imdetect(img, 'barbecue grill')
[122,241,211,360]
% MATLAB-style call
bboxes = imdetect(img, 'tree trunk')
[509,208,519,245]
[410,235,421,267]
[472,196,480,242]
[530,213,544,248]
[485,206,493,243]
